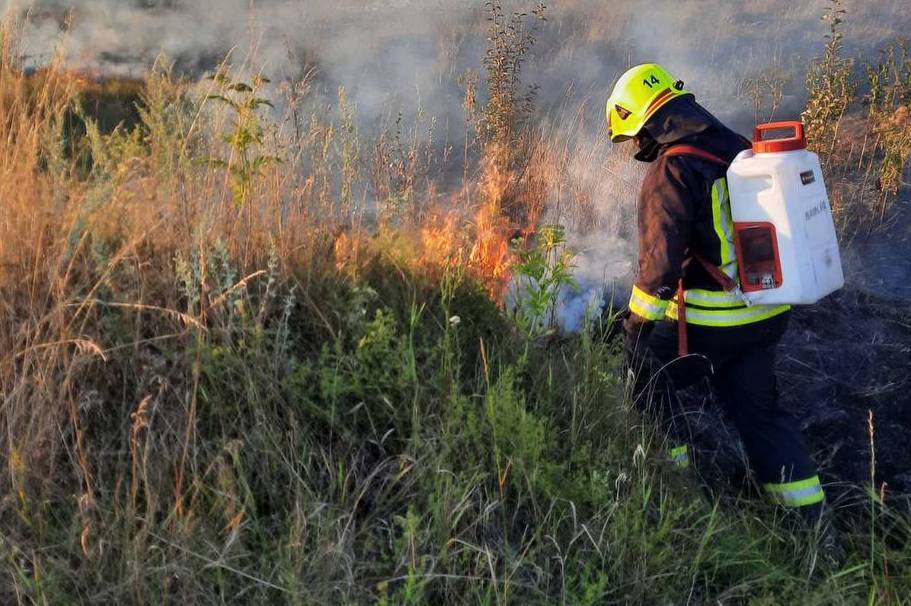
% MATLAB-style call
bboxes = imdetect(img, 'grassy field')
[1,2,911,604]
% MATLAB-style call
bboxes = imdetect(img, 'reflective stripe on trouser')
[764,475,825,507]
[669,445,690,469]
[666,299,790,327]
[629,285,670,321]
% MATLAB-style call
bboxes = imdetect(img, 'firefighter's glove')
[623,313,654,361]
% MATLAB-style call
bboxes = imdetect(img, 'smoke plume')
[7,0,910,329]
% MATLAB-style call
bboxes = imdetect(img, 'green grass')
[3,237,910,603]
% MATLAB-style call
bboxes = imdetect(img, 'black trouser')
[631,312,821,508]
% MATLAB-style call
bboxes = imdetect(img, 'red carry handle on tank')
[753,121,806,154]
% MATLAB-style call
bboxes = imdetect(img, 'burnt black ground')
[782,293,911,502]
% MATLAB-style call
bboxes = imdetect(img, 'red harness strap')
[662,145,733,356]
[676,279,688,356]
[663,144,730,168]
[693,253,737,291]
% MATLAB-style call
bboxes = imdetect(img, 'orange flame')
[466,145,542,301]
[330,143,545,302]
[419,212,463,270]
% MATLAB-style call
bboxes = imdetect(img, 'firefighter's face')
[634,130,654,149]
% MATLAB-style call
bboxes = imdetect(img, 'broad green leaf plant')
[511,223,577,338]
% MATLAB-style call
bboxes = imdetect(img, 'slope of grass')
[1,14,910,606]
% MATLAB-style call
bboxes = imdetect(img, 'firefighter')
[606,64,824,515]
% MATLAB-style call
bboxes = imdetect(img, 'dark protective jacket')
[627,96,790,327]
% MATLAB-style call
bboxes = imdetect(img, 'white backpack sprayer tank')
[726,121,844,305]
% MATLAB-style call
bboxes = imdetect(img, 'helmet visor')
[607,110,632,142]
[607,105,632,143]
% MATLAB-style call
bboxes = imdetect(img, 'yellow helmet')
[606,63,690,142]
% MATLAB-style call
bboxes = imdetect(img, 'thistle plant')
[205,70,281,207]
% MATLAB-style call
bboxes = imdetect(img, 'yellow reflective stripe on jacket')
[764,475,825,507]
[666,300,790,327]
[629,285,669,321]
[679,288,745,309]
[710,178,738,279]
